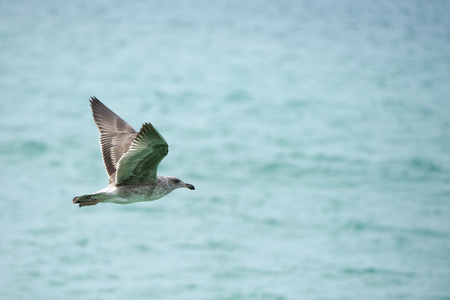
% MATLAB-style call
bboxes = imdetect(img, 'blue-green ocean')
[1,1,450,299]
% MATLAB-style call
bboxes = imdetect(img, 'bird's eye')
[172,178,181,184]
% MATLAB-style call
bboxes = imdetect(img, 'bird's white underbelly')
[103,194,164,204]
[96,184,170,204]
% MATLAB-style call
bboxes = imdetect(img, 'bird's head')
[168,176,195,190]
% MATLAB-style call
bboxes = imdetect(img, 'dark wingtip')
[90,96,100,105]
[89,96,107,115]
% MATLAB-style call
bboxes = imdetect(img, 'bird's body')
[73,97,194,207]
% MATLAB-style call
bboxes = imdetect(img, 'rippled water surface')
[1,1,450,299]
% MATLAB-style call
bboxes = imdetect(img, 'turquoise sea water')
[1,1,450,299]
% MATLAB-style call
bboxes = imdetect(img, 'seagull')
[73,96,195,207]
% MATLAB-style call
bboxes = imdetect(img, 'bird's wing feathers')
[90,97,137,178]
[115,122,168,185]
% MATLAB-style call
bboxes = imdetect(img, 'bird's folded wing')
[90,97,137,178]
[115,122,168,185]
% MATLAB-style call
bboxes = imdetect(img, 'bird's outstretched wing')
[115,122,168,185]
[90,96,137,179]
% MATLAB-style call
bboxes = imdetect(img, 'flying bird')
[73,97,195,207]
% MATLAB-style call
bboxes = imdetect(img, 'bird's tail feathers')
[73,193,106,207]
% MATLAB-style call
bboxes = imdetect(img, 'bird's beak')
[185,183,195,190]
